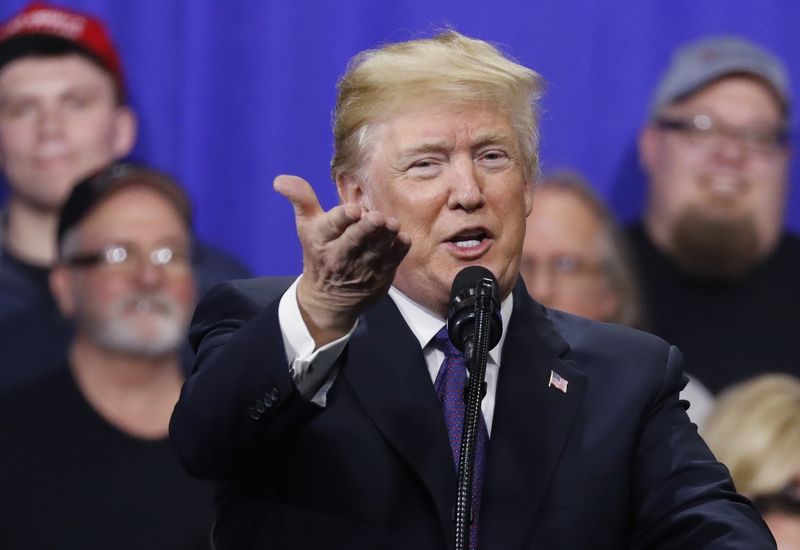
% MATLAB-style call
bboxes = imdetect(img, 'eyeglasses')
[522,255,605,280]
[654,114,789,154]
[64,243,192,273]
[751,479,800,515]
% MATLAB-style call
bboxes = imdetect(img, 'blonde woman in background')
[703,374,800,549]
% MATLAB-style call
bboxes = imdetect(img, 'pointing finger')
[273,175,323,221]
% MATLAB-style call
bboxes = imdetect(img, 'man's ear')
[111,106,138,159]
[336,172,369,208]
[49,265,75,317]
[638,125,660,176]
[523,178,534,217]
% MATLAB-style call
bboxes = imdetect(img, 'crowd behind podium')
[0,3,797,549]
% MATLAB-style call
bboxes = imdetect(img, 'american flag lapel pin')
[548,370,568,394]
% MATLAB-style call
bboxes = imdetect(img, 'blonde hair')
[702,374,800,496]
[331,30,544,183]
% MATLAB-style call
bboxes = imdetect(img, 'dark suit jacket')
[170,277,774,549]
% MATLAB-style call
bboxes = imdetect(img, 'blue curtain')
[2,0,798,275]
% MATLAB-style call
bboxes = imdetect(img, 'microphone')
[445,266,503,550]
[447,266,502,362]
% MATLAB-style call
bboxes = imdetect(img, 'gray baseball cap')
[649,36,791,117]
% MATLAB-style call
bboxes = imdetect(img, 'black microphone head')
[447,266,502,352]
[449,266,497,305]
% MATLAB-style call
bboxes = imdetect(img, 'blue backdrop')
[2,0,799,276]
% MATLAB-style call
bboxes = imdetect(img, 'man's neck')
[5,197,59,266]
[69,336,185,440]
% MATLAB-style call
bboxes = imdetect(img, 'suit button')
[254,400,266,414]
[264,387,280,407]
[248,405,260,420]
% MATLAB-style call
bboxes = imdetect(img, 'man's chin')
[667,209,763,281]
[92,315,187,358]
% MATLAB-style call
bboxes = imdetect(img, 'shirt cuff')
[278,276,358,405]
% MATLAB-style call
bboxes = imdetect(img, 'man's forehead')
[79,186,189,233]
[0,53,115,93]
[378,104,517,150]
[529,190,604,238]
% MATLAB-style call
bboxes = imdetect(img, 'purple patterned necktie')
[433,326,488,550]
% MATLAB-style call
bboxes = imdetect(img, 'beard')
[80,292,191,358]
[667,206,762,281]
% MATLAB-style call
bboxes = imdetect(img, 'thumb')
[273,175,322,221]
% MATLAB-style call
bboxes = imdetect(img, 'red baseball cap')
[0,2,124,92]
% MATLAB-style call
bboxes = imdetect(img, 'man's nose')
[37,105,65,139]
[135,261,167,289]
[711,132,748,166]
[447,157,485,212]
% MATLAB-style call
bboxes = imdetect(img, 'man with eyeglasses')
[0,3,250,389]
[629,36,797,394]
[0,162,213,548]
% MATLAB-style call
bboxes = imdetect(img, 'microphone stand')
[453,278,495,550]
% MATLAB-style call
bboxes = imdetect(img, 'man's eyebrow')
[396,132,515,157]
[471,132,515,150]
[396,141,453,159]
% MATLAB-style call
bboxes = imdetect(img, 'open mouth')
[702,175,747,196]
[447,228,491,253]
[453,236,483,248]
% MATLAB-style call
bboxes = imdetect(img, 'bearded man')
[631,36,797,394]
[0,163,213,549]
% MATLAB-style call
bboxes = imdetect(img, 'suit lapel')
[342,295,457,546]
[480,284,587,549]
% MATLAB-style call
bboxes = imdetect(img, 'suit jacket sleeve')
[169,277,324,480]
[630,344,775,548]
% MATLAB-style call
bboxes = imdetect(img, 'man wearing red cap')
[0,3,250,388]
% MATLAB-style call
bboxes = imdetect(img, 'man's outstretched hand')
[274,175,411,347]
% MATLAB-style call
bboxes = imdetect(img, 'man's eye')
[478,149,511,167]
[551,255,581,273]
[406,159,442,178]
[743,129,781,149]
[63,94,93,110]
[1,101,36,118]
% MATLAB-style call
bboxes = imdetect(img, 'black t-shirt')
[0,246,55,319]
[627,223,800,394]
[0,368,214,550]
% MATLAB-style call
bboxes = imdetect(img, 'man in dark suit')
[170,31,774,549]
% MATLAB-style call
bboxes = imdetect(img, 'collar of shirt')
[387,285,512,363]
[387,285,513,434]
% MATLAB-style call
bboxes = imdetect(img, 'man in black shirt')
[0,163,214,549]
[630,36,797,393]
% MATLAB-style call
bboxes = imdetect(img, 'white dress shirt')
[277,276,513,435]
